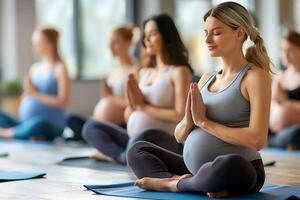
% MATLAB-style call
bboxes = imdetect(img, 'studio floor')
[0,139,299,200]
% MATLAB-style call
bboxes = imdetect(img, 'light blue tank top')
[183,63,261,175]
[18,63,65,129]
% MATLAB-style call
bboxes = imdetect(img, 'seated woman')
[269,31,300,150]
[0,28,70,140]
[82,14,193,164]
[66,25,137,140]
[127,2,271,198]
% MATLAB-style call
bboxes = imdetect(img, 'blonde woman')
[127,2,272,198]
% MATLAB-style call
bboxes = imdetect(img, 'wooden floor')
[0,139,299,200]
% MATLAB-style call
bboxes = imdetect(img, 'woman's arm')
[139,66,192,123]
[100,78,112,98]
[32,63,70,108]
[197,68,272,150]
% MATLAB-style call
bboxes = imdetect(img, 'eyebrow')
[204,27,222,32]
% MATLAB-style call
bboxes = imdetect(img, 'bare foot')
[0,128,13,138]
[207,190,231,198]
[179,173,193,180]
[90,151,116,163]
[135,177,180,192]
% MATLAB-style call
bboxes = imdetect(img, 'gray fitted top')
[183,63,261,175]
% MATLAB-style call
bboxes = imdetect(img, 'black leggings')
[127,141,265,194]
[82,120,183,164]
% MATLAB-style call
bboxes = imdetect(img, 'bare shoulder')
[197,71,216,90]
[243,66,271,85]
[55,62,69,77]
[172,65,192,77]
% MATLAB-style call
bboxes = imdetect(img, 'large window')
[35,0,130,80]
[80,0,127,79]
[36,0,76,77]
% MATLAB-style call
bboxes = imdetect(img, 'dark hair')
[141,14,192,72]
[284,31,300,48]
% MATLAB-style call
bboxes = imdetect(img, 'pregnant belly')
[19,97,65,128]
[127,110,176,137]
[183,128,260,175]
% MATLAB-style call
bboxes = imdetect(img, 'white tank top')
[127,66,177,137]
[106,67,132,97]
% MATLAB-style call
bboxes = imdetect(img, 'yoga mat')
[0,152,8,157]
[261,147,300,157]
[0,171,46,181]
[84,182,300,200]
[58,156,131,172]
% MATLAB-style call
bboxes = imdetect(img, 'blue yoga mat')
[0,171,46,181]
[58,156,130,172]
[261,147,300,157]
[84,182,300,200]
[0,152,8,157]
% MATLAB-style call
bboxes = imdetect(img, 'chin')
[209,52,220,57]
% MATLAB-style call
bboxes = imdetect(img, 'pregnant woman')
[127,2,272,198]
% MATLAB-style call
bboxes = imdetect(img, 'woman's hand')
[190,83,207,128]
[23,75,37,96]
[273,82,288,104]
[183,84,194,127]
[126,74,145,110]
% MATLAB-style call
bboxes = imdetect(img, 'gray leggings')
[269,125,300,148]
[82,120,183,164]
[127,141,265,195]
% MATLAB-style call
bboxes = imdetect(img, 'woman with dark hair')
[127,2,272,198]
[269,31,300,150]
[82,14,193,164]
[0,28,70,140]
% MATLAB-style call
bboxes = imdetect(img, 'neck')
[220,49,248,75]
[155,53,167,70]
[42,55,57,65]
[118,54,133,68]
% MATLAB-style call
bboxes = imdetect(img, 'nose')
[205,33,212,44]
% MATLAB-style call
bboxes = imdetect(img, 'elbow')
[173,113,184,124]
[254,138,267,151]
[57,97,69,108]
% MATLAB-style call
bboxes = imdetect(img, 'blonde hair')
[204,2,272,73]
[113,25,140,44]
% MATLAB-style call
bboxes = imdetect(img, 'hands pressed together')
[23,75,37,96]
[125,74,145,110]
[184,83,208,129]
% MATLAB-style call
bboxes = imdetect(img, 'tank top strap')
[234,63,252,85]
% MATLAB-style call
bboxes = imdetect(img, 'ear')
[235,26,246,41]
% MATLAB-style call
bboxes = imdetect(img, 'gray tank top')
[183,63,261,175]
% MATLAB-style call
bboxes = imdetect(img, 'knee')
[126,141,150,168]
[82,120,98,141]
